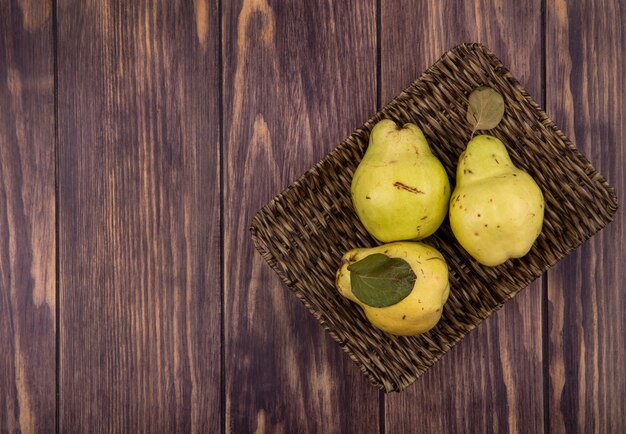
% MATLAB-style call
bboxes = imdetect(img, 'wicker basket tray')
[250,43,618,392]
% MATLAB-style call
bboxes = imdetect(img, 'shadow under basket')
[249,43,618,393]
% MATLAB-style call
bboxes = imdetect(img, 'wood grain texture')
[223,0,380,432]
[57,0,220,431]
[0,1,55,432]
[546,1,625,432]
[1,1,622,430]
[381,1,545,432]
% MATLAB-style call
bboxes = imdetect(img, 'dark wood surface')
[56,0,220,431]
[0,1,56,432]
[546,1,626,433]
[223,1,380,432]
[0,0,623,432]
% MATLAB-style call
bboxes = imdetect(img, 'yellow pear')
[335,242,450,336]
[351,119,450,242]
[449,135,544,266]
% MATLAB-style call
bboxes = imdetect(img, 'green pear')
[449,135,544,266]
[351,119,450,242]
[335,242,450,336]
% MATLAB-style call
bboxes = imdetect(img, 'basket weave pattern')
[250,43,618,392]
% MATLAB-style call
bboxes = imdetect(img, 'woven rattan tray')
[250,43,618,392]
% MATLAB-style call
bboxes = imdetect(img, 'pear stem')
[469,126,477,141]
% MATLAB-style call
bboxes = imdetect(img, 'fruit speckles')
[351,120,450,242]
[449,134,544,266]
[393,181,424,194]
[335,241,450,336]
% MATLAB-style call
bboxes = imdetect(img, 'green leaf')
[348,253,416,308]
[467,87,505,132]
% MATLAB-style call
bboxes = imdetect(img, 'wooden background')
[1,0,624,432]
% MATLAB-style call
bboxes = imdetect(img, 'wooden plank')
[57,1,220,431]
[0,1,56,432]
[546,1,625,432]
[381,1,545,432]
[223,0,380,432]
